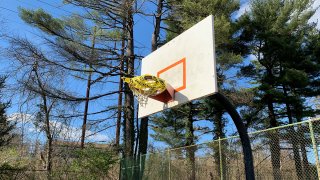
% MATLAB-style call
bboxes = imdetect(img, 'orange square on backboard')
[157,58,186,92]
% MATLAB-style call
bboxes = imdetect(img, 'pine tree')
[238,0,319,179]
[0,76,14,147]
[18,8,124,148]
[151,103,200,180]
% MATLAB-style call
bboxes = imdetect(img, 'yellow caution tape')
[122,74,166,97]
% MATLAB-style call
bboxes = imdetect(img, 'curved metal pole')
[214,93,255,180]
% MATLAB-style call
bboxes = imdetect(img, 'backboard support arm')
[214,93,255,180]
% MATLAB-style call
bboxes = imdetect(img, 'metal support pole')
[219,137,223,180]
[309,121,320,179]
[214,93,255,180]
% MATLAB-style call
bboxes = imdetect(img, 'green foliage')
[70,146,118,179]
[280,69,309,88]
[166,0,243,71]
[0,163,26,180]
[19,8,64,35]
[0,77,14,147]
[151,105,193,148]
[238,0,320,126]
[0,146,29,179]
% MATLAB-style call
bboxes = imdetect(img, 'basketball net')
[122,75,167,107]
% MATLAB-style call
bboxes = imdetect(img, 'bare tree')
[18,8,126,147]
[6,37,61,177]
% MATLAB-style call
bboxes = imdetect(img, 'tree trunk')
[116,73,123,148]
[266,95,282,180]
[185,103,196,180]
[213,110,227,179]
[121,3,135,179]
[124,0,135,160]
[138,1,163,178]
[134,105,139,158]
[294,101,310,179]
[80,68,92,148]
[287,121,303,180]
[45,105,53,180]
[138,117,148,180]
[138,118,148,157]
[300,139,310,180]
[33,61,53,178]
[282,85,304,180]
[151,0,163,52]
[46,137,53,179]
[115,21,126,149]
[81,27,97,149]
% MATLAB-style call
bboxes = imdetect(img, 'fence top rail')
[148,117,320,153]
[247,117,320,136]
[124,117,320,158]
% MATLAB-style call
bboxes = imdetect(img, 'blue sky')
[0,0,158,145]
[0,0,319,148]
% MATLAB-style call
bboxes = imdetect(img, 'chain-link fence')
[2,118,320,179]
[121,118,320,180]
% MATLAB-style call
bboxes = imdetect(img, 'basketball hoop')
[122,74,167,106]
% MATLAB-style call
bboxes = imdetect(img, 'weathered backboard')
[138,15,217,118]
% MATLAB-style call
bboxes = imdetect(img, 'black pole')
[214,93,255,180]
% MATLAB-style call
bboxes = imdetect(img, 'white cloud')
[7,113,34,123]
[8,112,110,143]
[87,133,110,142]
[53,121,110,142]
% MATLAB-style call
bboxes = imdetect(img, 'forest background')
[0,0,319,179]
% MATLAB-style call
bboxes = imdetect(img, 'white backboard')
[138,15,217,118]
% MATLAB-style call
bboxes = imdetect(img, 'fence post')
[168,149,171,180]
[308,120,320,178]
[219,137,223,180]
[132,158,134,179]
[119,158,122,180]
